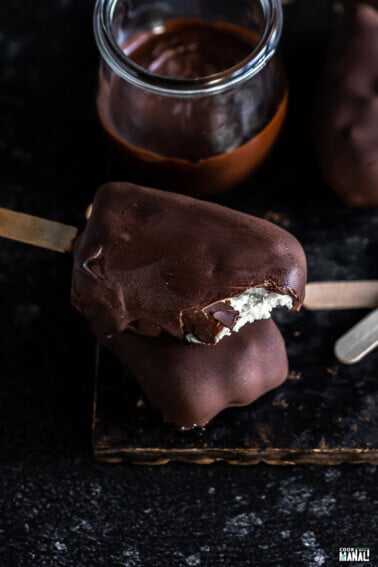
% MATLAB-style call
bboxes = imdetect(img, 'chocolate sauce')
[97,19,287,195]
[124,19,254,78]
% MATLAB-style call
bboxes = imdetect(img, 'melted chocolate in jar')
[97,19,287,195]
[125,21,253,79]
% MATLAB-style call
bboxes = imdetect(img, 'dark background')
[0,0,377,565]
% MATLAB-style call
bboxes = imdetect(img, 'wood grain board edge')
[93,447,378,466]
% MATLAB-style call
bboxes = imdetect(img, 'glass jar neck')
[93,0,283,97]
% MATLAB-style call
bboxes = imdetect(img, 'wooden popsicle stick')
[85,204,93,220]
[304,281,378,311]
[0,207,78,253]
[335,309,378,365]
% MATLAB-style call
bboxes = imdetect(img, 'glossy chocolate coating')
[315,2,378,207]
[71,183,307,343]
[104,319,288,429]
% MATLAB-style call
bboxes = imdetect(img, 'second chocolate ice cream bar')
[315,1,378,207]
[104,319,288,429]
[71,182,307,344]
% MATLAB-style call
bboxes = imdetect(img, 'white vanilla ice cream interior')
[186,287,293,345]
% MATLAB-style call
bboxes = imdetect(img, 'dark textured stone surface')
[0,0,377,565]
[2,462,378,566]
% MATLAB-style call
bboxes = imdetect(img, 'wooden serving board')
[93,304,378,465]
[92,0,378,465]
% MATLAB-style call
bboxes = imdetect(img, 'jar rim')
[93,0,283,97]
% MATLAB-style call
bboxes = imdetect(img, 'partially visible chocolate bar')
[71,182,307,344]
[315,2,378,207]
[104,319,288,429]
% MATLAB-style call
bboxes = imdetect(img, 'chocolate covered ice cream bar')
[104,319,288,429]
[71,182,307,344]
[315,1,378,207]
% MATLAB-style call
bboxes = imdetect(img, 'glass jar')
[94,0,287,196]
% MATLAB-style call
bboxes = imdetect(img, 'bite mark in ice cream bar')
[71,182,307,344]
[184,287,293,345]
